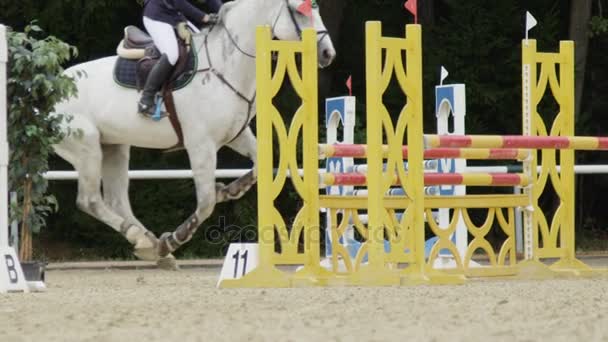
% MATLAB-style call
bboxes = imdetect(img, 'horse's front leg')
[158,144,218,257]
[216,126,258,203]
[101,144,177,269]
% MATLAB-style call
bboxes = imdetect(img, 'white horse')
[53,0,336,269]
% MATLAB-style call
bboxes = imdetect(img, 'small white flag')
[440,66,449,86]
[525,11,537,43]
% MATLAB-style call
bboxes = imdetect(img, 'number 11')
[232,250,249,278]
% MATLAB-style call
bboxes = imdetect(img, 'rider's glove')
[203,13,219,25]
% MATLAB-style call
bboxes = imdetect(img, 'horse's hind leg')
[101,145,146,229]
[101,144,177,269]
[216,126,258,203]
[54,124,161,262]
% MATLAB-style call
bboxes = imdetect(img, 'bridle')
[195,0,331,144]
[285,0,330,44]
[212,0,331,58]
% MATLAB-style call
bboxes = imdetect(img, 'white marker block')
[0,247,29,293]
[216,243,259,288]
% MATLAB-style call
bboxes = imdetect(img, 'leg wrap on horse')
[216,170,257,203]
[158,214,200,257]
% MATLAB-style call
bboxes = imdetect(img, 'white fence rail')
[44,169,253,180]
[43,164,608,181]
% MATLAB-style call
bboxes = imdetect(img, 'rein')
[199,25,256,145]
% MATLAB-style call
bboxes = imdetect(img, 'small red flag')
[346,76,352,96]
[297,0,313,17]
[404,0,418,24]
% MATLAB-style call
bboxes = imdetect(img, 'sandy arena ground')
[2,259,608,342]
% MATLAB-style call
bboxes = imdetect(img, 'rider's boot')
[137,54,173,117]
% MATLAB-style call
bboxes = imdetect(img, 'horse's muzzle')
[318,46,336,69]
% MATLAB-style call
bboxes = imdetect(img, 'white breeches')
[143,17,179,65]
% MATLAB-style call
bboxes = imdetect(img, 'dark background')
[2,0,607,260]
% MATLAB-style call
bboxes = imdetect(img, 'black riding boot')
[138,54,174,117]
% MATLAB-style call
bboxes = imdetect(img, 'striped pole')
[424,134,608,150]
[346,186,439,196]
[321,172,531,187]
[353,211,439,225]
[320,144,532,160]
[347,160,438,173]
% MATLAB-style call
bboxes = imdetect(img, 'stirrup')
[151,94,167,121]
[138,94,167,121]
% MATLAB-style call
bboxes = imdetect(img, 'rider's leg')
[138,54,173,116]
[143,17,180,66]
[138,17,178,116]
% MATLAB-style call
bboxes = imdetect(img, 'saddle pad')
[113,48,198,91]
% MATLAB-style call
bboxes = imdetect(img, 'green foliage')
[424,0,561,135]
[2,0,141,64]
[590,15,608,37]
[7,23,78,236]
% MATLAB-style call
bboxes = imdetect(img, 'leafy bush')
[7,23,78,260]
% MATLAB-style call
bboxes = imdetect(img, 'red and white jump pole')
[424,134,608,150]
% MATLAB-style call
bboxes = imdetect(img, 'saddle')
[113,26,197,91]
[113,25,200,150]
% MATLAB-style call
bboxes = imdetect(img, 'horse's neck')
[200,0,276,102]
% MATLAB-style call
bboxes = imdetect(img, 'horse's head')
[270,0,336,68]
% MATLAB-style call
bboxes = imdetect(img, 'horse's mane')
[217,0,279,22]
[194,0,277,37]
[192,0,238,37]
[217,0,238,21]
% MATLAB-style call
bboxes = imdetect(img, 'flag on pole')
[346,76,352,96]
[440,66,448,86]
[525,11,537,43]
[404,0,418,24]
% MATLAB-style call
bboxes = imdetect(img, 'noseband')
[284,0,330,45]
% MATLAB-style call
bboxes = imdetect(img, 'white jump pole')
[324,96,357,259]
[0,24,30,293]
[435,83,468,260]
[0,24,9,249]
[322,85,468,265]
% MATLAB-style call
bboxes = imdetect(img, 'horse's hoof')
[133,247,159,261]
[158,232,175,258]
[215,182,226,191]
[157,255,179,271]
